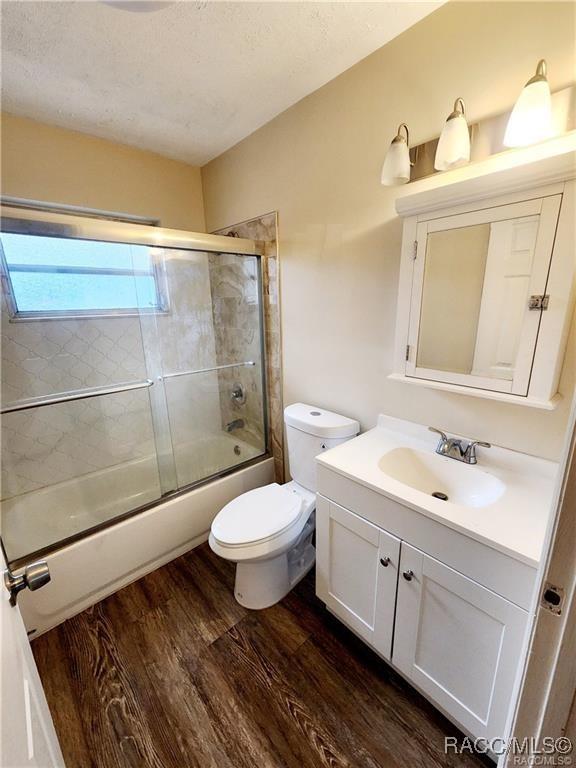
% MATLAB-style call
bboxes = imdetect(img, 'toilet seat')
[211,483,305,548]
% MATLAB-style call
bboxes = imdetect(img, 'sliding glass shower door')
[0,208,267,563]
[145,248,266,490]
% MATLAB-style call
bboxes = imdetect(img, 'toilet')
[209,403,359,609]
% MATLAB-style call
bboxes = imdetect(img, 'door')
[393,542,528,740]
[316,496,400,660]
[508,392,576,757]
[0,551,64,767]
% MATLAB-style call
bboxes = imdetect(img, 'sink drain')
[431,491,449,501]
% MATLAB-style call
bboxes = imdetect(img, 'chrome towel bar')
[0,361,256,413]
[162,361,255,380]
[1,378,154,414]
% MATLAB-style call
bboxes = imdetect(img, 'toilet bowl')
[209,403,359,609]
[209,481,316,609]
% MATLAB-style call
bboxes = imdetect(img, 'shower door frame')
[0,204,270,566]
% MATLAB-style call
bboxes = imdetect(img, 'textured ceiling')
[1,1,442,165]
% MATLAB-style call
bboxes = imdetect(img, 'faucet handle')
[428,426,448,441]
[464,439,491,464]
[468,439,491,449]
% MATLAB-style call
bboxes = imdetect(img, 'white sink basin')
[378,447,505,509]
[315,414,558,566]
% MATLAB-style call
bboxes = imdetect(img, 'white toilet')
[209,403,359,609]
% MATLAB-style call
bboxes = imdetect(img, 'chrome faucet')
[226,418,245,432]
[428,427,491,465]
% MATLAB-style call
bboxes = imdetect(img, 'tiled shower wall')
[208,253,264,450]
[213,212,283,482]
[147,250,222,469]
[0,250,223,499]
[0,300,157,498]
[1,232,274,501]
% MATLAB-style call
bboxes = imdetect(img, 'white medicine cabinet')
[391,138,576,409]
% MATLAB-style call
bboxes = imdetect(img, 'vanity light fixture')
[381,123,411,186]
[434,98,470,171]
[504,59,553,147]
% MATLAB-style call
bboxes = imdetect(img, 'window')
[0,233,169,319]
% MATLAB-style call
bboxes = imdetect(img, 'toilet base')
[234,519,316,610]
[234,543,315,609]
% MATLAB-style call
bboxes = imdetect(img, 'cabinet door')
[393,542,528,740]
[316,496,400,660]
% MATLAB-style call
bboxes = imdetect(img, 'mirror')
[416,215,540,382]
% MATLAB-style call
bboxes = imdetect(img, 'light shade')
[434,98,470,171]
[381,124,411,186]
[504,59,553,147]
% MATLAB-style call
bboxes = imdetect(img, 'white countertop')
[316,414,559,567]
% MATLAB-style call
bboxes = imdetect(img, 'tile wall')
[1,236,273,503]
[212,212,284,482]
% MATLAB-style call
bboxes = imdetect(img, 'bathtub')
[2,432,264,562]
[5,435,273,636]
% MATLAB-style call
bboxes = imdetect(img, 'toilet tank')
[284,403,359,492]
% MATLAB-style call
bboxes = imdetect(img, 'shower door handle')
[4,561,51,606]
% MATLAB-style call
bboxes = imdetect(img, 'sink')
[314,414,557,565]
[378,447,505,508]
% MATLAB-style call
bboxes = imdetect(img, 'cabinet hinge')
[528,294,550,311]
[405,344,410,361]
[413,241,418,260]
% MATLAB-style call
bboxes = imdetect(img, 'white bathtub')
[6,440,273,636]
[2,433,263,562]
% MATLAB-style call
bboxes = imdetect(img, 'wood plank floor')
[33,543,490,768]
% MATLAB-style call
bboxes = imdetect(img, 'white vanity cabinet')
[316,498,400,660]
[315,488,531,744]
[394,543,528,741]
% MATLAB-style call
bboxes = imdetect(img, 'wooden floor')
[33,543,489,768]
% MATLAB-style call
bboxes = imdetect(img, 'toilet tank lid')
[284,403,359,439]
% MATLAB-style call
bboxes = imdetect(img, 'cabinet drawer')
[316,496,400,660]
[393,542,528,740]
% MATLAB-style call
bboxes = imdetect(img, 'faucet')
[226,418,245,433]
[428,427,491,465]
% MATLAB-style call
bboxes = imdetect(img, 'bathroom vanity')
[315,416,557,745]
[314,137,574,747]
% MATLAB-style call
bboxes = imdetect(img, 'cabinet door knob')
[380,557,390,567]
[403,569,414,581]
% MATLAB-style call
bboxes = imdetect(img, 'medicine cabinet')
[391,137,576,408]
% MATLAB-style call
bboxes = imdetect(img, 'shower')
[0,205,268,566]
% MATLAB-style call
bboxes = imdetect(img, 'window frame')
[0,235,170,322]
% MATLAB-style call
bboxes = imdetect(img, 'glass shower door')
[1,209,268,564]
[141,247,267,490]
[0,233,164,561]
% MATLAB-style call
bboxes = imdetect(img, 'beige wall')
[202,1,576,461]
[1,113,205,230]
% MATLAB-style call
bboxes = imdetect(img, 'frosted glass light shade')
[381,135,411,186]
[434,98,470,172]
[434,113,470,171]
[504,78,553,147]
